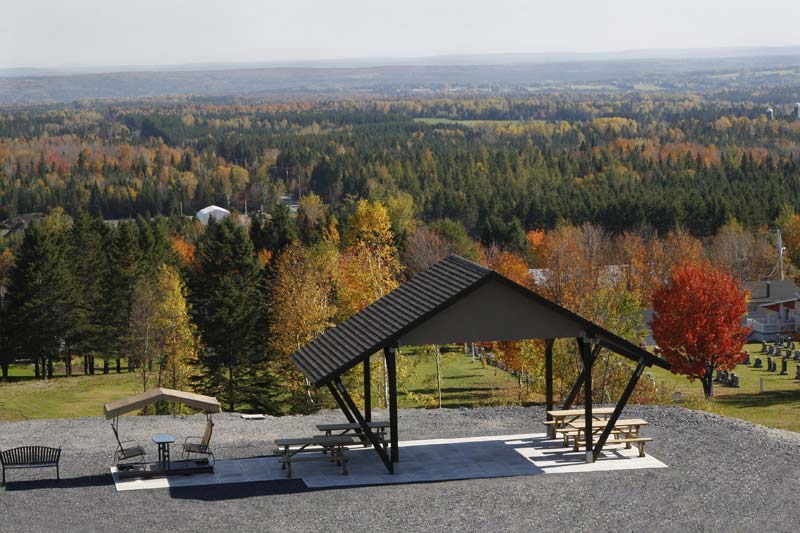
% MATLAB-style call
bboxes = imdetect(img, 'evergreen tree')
[190,217,271,411]
[6,222,71,379]
[104,220,144,373]
[66,213,111,374]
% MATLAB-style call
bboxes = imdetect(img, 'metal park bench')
[1,446,61,485]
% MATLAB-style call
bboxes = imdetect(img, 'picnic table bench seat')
[1,446,61,485]
[572,436,654,457]
[277,449,351,478]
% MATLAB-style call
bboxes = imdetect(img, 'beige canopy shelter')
[104,388,221,420]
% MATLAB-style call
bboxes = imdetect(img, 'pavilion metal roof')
[290,255,669,387]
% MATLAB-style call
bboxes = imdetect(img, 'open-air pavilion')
[290,255,670,473]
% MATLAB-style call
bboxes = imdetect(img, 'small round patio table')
[152,433,176,471]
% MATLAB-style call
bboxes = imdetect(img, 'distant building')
[196,205,231,225]
[279,195,300,214]
[0,213,44,239]
[528,264,627,289]
[766,107,774,120]
[744,279,800,341]
[795,103,800,120]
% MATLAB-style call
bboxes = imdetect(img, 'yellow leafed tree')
[154,264,198,395]
[338,199,402,407]
[269,243,338,412]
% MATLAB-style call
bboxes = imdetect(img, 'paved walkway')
[112,432,667,492]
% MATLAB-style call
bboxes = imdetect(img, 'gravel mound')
[1,405,798,532]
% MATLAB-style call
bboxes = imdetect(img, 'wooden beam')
[592,357,646,462]
[544,338,555,438]
[385,346,400,468]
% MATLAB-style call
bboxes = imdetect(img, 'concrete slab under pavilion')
[111,433,667,492]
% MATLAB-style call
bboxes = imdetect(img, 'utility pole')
[777,228,785,280]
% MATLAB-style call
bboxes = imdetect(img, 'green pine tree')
[190,217,271,411]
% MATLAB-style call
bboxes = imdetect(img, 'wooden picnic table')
[544,407,615,438]
[273,435,356,478]
[316,421,390,446]
[560,418,649,452]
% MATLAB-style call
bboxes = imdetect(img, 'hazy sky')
[3,0,800,69]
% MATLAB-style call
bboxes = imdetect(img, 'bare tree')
[402,226,450,275]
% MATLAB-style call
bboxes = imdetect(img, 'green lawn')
[649,343,800,432]
[0,370,142,421]
[2,343,799,433]
[399,348,519,408]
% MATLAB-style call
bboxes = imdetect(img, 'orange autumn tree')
[650,262,750,398]
[485,248,532,374]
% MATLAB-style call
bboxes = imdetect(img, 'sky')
[2,0,800,69]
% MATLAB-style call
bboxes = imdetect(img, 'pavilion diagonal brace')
[335,378,393,473]
[592,357,647,462]
[327,381,373,447]
[326,382,357,425]
[562,343,602,410]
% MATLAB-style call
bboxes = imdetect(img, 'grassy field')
[0,351,518,421]
[399,349,519,408]
[649,342,800,432]
[2,343,799,432]
[0,370,142,421]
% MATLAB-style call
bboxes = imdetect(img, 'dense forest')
[2,91,800,413]
[2,93,800,247]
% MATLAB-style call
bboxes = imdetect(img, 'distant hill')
[2,48,800,105]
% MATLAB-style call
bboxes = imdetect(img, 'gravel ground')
[1,405,799,533]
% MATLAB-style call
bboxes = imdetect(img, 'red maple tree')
[650,262,750,398]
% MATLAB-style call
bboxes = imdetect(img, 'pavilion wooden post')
[581,337,594,462]
[364,356,371,422]
[385,346,400,470]
[544,338,555,438]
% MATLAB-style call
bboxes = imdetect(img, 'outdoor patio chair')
[182,418,215,465]
[111,424,146,466]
